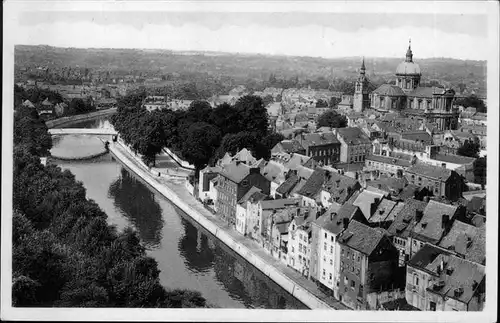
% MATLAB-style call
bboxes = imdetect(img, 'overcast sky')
[11,4,490,60]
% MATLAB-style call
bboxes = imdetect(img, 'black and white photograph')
[2,1,498,322]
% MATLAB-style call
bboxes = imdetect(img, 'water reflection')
[108,167,164,249]
[178,216,308,309]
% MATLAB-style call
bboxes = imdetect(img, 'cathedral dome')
[396,61,421,75]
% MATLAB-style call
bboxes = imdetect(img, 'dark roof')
[438,220,485,265]
[248,191,269,204]
[297,132,340,149]
[298,168,359,203]
[369,199,398,223]
[408,243,451,269]
[261,161,285,183]
[411,200,459,244]
[260,198,300,210]
[336,127,372,145]
[238,186,262,206]
[405,163,453,181]
[276,174,300,195]
[338,220,386,256]
[401,131,433,144]
[467,196,486,213]
[315,203,361,235]
[219,162,252,183]
[373,84,406,96]
[276,140,305,154]
[387,198,428,238]
[366,177,409,194]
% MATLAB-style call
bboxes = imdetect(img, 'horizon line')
[15,44,487,63]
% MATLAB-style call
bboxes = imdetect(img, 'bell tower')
[353,57,370,112]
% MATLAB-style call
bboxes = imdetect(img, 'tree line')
[12,104,209,308]
[111,94,284,172]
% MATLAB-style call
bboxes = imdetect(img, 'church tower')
[353,57,370,112]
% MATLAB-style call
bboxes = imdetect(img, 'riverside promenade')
[108,140,349,310]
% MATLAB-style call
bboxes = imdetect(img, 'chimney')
[343,217,349,229]
[442,214,449,228]
[415,210,424,222]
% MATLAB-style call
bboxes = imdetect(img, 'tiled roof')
[290,178,308,197]
[297,169,327,199]
[366,177,409,194]
[384,202,406,223]
[401,131,433,144]
[238,186,262,207]
[366,154,412,167]
[405,163,453,180]
[425,253,485,304]
[369,199,398,223]
[276,174,299,195]
[297,168,359,204]
[296,132,340,149]
[338,220,386,256]
[233,148,257,164]
[336,127,372,145]
[352,190,385,220]
[220,162,252,183]
[438,220,485,265]
[315,203,360,235]
[408,243,451,270]
[411,200,459,244]
[282,153,311,171]
[373,84,405,96]
[433,153,476,165]
[387,198,428,238]
[277,140,305,154]
[467,196,486,214]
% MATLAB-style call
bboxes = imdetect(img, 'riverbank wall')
[108,141,337,310]
[163,148,196,170]
[46,108,117,128]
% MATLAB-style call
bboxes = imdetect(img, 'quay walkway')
[108,140,349,310]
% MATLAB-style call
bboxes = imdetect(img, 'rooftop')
[238,186,262,207]
[405,163,453,180]
[411,200,459,244]
[315,203,361,235]
[366,154,412,168]
[275,140,305,154]
[275,174,299,196]
[373,84,406,97]
[438,220,485,265]
[295,132,340,149]
[338,220,386,256]
[260,198,301,210]
[433,153,476,165]
[387,198,428,238]
[369,199,398,224]
[335,127,372,145]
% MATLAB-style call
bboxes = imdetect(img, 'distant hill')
[14,45,486,93]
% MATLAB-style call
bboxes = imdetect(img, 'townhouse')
[288,212,315,277]
[294,132,341,166]
[271,139,306,156]
[438,220,485,265]
[334,127,372,164]
[215,161,270,226]
[406,244,485,311]
[235,186,263,236]
[337,220,400,310]
[405,163,465,201]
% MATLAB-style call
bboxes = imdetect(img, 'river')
[52,116,307,309]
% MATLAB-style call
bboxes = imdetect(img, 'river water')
[52,117,307,309]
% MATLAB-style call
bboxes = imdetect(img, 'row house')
[404,163,465,201]
[406,244,485,311]
[198,165,222,202]
[270,208,298,264]
[215,161,270,226]
[294,132,341,166]
[386,198,429,267]
[349,189,386,222]
[296,168,360,209]
[235,186,264,236]
[244,190,270,241]
[288,212,315,277]
[334,127,372,164]
[310,204,364,298]
[337,220,400,310]
[258,198,301,250]
[258,160,287,198]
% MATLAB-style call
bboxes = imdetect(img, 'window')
[357,255,361,262]
[329,273,332,280]
[351,280,355,288]
[324,242,327,251]
[324,233,327,239]
[414,274,419,286]
[322,269,326,277]
[330,246,334,254]
[291,246,294,253]
[359,284,364,295]
[331,236,334,242]
[341,248,344,256]
[429,302,436,311]
[330,259,333,265]
[356,268,360,276]
[344,277,348,285]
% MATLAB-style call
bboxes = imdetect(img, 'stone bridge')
[48,128,118,136]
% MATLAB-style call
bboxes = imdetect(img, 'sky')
[9,3,491,61]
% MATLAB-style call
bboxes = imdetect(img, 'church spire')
[360,57,366,74]
[406,38,413,62]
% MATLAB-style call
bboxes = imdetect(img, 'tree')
[455,95,487,113]
[473,157,486,188]
[181,122,221,170]
[209,103,240,135]
[212,132,257,162]
[262,95,274,107]
[233,95,269,139]
[14,106,52,156]
[329,97,341,108]
[457,140,480,158]
[316,99,328,108]
[317,110,348,128]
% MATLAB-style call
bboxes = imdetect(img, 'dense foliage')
[473,157,487,188]
[12,105,208,308]
[455,95,487,113]
[457,140,481,158]
[111,95,284,172]
[316,110,348,128]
